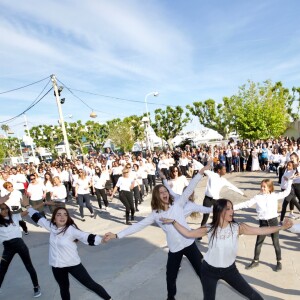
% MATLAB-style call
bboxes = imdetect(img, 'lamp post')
[144,92,159,151]
[51,74,71,160]
[23,113,37,163]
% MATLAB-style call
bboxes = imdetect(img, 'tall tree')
[0,137,21,158]
[186,99,233,138]
[107,118,134,152]
[1,124,10,136]
[229,80,292,140]
[152,106,190,148]
[85,120,109,152]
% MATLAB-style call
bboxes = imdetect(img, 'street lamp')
[144,92,159,151]
[142,116,150,151]
[144,91,159,122]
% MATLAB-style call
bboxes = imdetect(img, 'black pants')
[180,165,188,176]
[77,194,94,218]
[254,218,281,261]
[226,157,232,173]
[278,166,285,184]
[119,190,135,220]
[142,178,149,193]
[147,174,156,190]
[166,242,202,298]
[52,263,111,300]
[133,186,141,208]
[280,188,300,221]
[64,181,71,200]
[95,188,108,209]
[0,238,39,288]
[112,174,121,188]
[201,196,218,226]
[201,261,263,300]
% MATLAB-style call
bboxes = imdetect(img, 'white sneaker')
[289,213,297,219]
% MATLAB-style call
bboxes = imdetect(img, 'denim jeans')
[77,194,93,218]
[166,242,202,298]
[201,261,263,300]
[0,238,39,288]
[95,188,108,209]
[52,263,111,300]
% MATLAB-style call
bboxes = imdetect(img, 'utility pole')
[51,74,71,159]
[23,113,36,163]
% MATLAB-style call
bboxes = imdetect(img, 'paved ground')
[1,171,300,299]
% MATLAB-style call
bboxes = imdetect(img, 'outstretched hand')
[282,218,293,230]
[102,232,117,243]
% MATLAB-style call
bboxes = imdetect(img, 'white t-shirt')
[204,223,239,268]
[167,176,189,195]
[27,182,45,201]
[52,185,67,201]
[76,178,90,195]
[116,177,134,191]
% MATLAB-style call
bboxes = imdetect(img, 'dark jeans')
[142,178,149,193]
[95,188,108,209]
[147,174,156,190]
[112,174,121,188]
[52,263,111,300]
[201,261,263,300]
[201,196,218,226]
[77,194,93,218]
[254,217,281,261]
[166,242,202,298]
[0,238,39,288]
[226,157,232,173]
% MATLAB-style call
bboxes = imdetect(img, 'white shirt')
[9,173,27,190]
[204,223,239,268]
[76,178,90,195]
[293,166,300,184]
[289,224,300,233]
[28,208,101,268]
[281,170,295,190]
[27,182,45,201]
[52,185,67,201]
[204,170,244,199]
[0,214,22,243]
[117,174,203,252]
[93,174,107,189]
[3,189,22,210]
[167,176,189,195]
[234,183,292,220]
[116,177,134,192]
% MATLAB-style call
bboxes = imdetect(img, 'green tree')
[229,80,292,140]
[107,118,134,152]
[123,115,145,143]
[65,120,87,154]
[152,106,190,148]
[30,125,63,155]
[0,137,21,158]
[1,124,10,135]
[85,120,109,152]
[186,99,233,138]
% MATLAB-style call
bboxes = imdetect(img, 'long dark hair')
[94,166,101,178]
[50,207,79,235]
[0,204,13,227]
[169,166,182,179]
[208,199,236,245]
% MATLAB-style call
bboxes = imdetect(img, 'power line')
[0,87,53,124]
[56,81,173,107]
[0,76,50,95]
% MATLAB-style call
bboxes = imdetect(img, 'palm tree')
[1,124,10,136]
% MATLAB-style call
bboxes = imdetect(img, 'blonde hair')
[261,179,274,193]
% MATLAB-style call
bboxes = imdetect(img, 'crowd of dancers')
[0,141,300,299]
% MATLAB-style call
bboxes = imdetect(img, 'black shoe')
[167,297,176,300]
[131,216,134,221]
[126,221,132,225]
[81,218,86,222]
[275,261,282,272]
[246,261,259,270]
[135,208,139,212]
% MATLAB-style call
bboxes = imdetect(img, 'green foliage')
[186,99,233,137]
[107,118,134,152]
[123,115,145,142]
[0,137,21,158]
[229,80,291,139]
[152,106,190,147]
[85,121,108,152]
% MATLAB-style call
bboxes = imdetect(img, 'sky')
[1,0,300,136]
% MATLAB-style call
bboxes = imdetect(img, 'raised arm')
[27,207,51,231]
[184,202,213,217]
[233,195,258,211]
[160,218,208,238]
[239,218,293,235]
[70,226,102,245]
[223,179,244,196]
[178,160,213,207]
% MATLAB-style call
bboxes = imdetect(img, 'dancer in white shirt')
[234,178,292,271]
[160,199,293,300]
[200,164,244,227]
[0,203,41,297]
[104,162,211,300]
[28,207,112,300]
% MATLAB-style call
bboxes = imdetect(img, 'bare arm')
[239,218,293,235]
[160,218,208,238]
